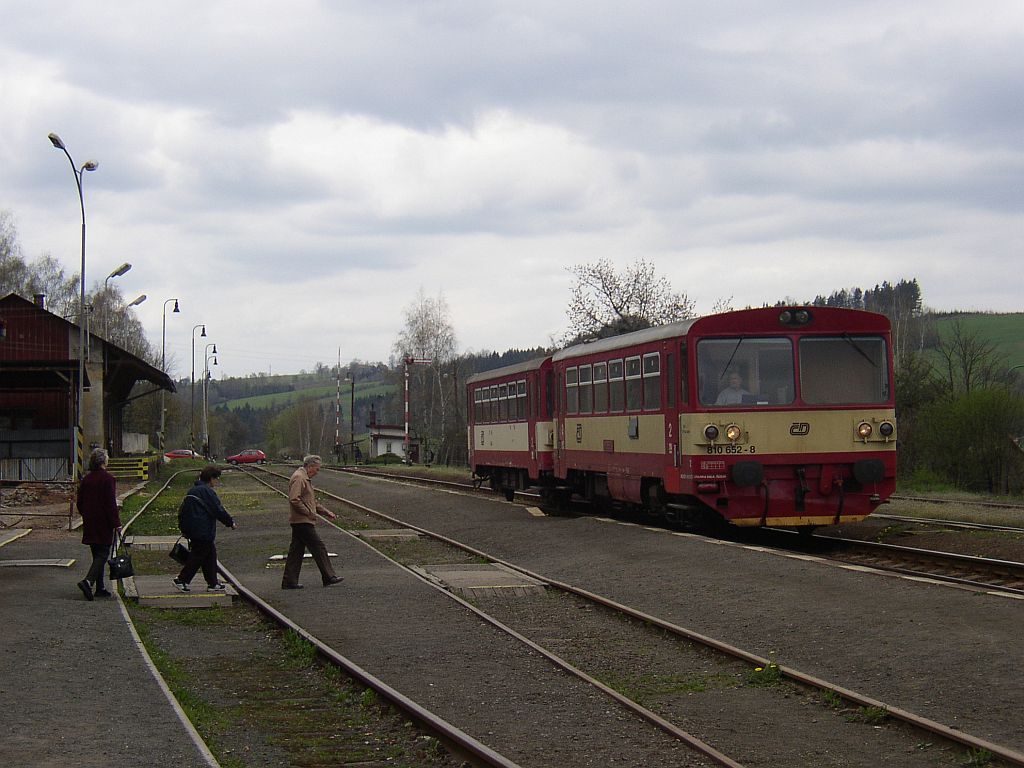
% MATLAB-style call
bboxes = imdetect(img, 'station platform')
[0,529,217,768]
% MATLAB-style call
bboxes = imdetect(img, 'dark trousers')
[177,538,219,587]
[282,523,337,586]
[85,543,109,590]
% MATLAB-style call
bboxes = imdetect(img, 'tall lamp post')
[201,343,217,456]
[202,350,217,458]
[48,132,98,481]
[102,262,131,338]
[159,299,180,452]
[190,324,206,453]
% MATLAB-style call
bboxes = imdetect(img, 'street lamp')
[190,324,206,452]
[159,298,180,452]
[102,262,131,338]
[49,132,98,481]
[202,351,217,458]
[114,294,146,347]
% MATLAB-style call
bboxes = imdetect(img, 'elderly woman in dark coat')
[77,448,121,601]
[173,465,236,592]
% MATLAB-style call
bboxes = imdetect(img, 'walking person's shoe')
[323,576,344,587]
[172,577,190,592]
[93,587,112,598]
[206,583,227,592]
[281,583,304,590]
[77,579,94,601]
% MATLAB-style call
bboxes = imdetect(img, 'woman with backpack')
[173,465,237,592]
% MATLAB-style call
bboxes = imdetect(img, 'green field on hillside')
[933,312,1024,369]
[221,382,395,410]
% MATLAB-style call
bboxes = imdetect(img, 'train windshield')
[697,338,794,406]
[696,333,890,406]
[799,335,889,404]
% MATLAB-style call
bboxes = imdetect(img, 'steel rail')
[281,465,1024,768]
[873,512,1024,534]
[247,467,746,768]
[809,533,1024,596]
[890,494,1024,511]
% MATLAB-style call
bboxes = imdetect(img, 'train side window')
[517,380,527,419]
[490,385,498,422]
[565,367,579,415]
[626,356,642,411]
[593,362,608,412]
[545,369,553,418]
[578,365,593,413]
[499,383,508,421]
[642,353,661,410]
[609,359,624,411]
[473,389,482,423]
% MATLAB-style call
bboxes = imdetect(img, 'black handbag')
[169,536,191,565]
[108,532,134,580]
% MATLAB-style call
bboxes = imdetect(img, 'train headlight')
[879,421,895,438]
[857,422,873,439]
[779,308,813,326]
[725,424,742,442]
[704,425,719,442]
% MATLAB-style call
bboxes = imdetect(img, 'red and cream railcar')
[467,357,555,500]
[551,307,897,528]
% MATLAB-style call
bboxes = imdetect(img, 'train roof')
[552,306,890,362]
[553,318,699,361]
[466,355,551,385]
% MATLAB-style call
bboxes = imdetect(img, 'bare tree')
[563,258,695,343]
[391,289,459,460]
[934,319,1005,395]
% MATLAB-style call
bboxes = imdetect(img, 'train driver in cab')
[716,371,751,405]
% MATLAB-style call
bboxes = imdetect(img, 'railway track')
[337,465,1024,597]
[120,469,521,768]
[808,534,1024,596]
[251,464,1024,768]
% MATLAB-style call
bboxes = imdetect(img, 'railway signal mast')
[404,356,431,463]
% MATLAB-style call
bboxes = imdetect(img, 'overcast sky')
[2,1,1022,378]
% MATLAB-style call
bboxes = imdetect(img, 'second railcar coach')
[467,356,555,500]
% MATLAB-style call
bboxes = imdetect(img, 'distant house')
[0,292,175,480]
[366,407,420,462]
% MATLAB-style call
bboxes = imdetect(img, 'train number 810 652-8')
[706,444,757,454]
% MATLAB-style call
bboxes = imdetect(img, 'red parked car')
[164,448,201,462]
[226,449,267,465]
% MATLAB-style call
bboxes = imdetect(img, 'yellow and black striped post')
[75,425,85,481]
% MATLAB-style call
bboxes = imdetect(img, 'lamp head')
[128,294,147,307]
[172,300,180,313]
[211,344,217,354]
[82,160,99,172]
[108,262,132,280]
[48,132,65,150]
[201,325,206,337]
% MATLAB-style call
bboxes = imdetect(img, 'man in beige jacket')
[282,455,343,589]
